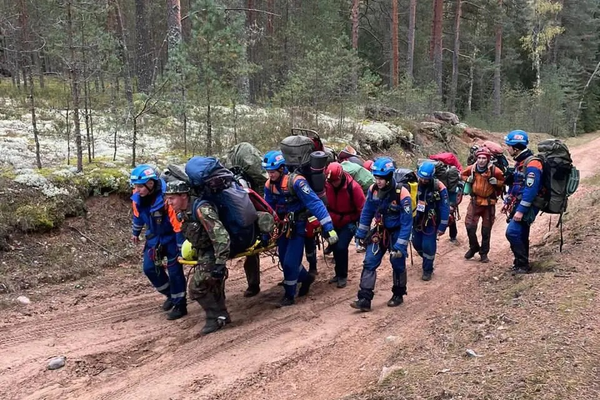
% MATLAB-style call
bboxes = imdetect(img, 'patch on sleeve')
[526,172,535,187]
[404,205,411,214]
[299,181,311,195]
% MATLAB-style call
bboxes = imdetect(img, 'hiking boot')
[421,272,432,281]
[464,248,479,260]
[350,298,371,312]
[511,267,531,275]
[162,297,174,311]
[277,279,284,287]
[243,285,261,298]
[201,315,230,335]
[387,295,404,307]
[449,237,457,243]
[480,254,490,263]
[308,267,319,276]
[166,303,187,320]
[336,278,347,289]
[298,274,316,297]
[328,276,339,284]
[276,296,295,308]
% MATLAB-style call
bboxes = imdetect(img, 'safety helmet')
[130,164,159,185]
[262,150,286,171]
[475,147,492,160]
[326,162,344,182]
[504,130,529,147]
[181,240,197,261]
[363,159,374,171]
[417,161,436,180]
[371,157,396,178]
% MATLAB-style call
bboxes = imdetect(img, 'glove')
[489,177,498,185]
[211,264,227,280]
[131,235,140,245]
[326,230,339,245]
[391,245,408,259]
[390,251,404,259]
[260,233,270,247]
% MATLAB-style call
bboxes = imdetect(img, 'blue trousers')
[412,228,437,274]
[506,219,531,269]
[278,222,311,298]
[332,223,357,279]
[304,236,317,271]
[143,240,186,305]
[358,230,407,300]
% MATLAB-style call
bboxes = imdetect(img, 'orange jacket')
[461,164,505,206]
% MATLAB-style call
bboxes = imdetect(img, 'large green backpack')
[224,142,268,196]
[341,161,375,194]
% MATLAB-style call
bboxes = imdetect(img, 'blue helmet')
[130,164,159,185]
[262,150,286,171]
[417,161,436,180]
[371,157,396,178]
[504,130,529,147]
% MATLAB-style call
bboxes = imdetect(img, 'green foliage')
[14,204,56,232]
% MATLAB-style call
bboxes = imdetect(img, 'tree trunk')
[431,0,444,97]
[67,0,83,172]
[135,0,152,92]
[81,24,92,163]
[111,77,118,161]
[37,51,45,89]
[449,0,462,113]
[167,0,182,50]
[110,0,136,166]
[407,0,417,82]
[467,47,477,114]
[391,0,399,88]
[351,0,359,50]
[28,70,42,169]
[493,0,503,116]
[267,0,274,35]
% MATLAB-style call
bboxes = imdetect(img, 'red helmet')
[475,147,492,160]
[363,159,374,170]
[326,162,344,182]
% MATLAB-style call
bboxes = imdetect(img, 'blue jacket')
[414,180,450,234]
[506,149,543,214]
[131,179,183,247]
[356,182,413,251]
[264,172,334,233]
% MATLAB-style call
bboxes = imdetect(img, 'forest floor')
[1,133,599,400]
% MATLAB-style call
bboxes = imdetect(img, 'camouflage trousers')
[188,263,230,322]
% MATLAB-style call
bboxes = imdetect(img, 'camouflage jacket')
[180,198,231,265]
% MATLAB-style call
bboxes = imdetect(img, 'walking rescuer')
[324,162,366,289]
[163,176,233,335]
[130,165,187,320]
[412,161,450,281]
[461,147,505,263]
[351,157,412,312]
[263,150,339,307]
[502,130,542,274]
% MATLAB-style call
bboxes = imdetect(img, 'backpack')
[341,160,375,194]
[185,157,258,246]
[393,168,418,216]
[280,132,328,205]
[527,139,579,215]
[224,142,268,195]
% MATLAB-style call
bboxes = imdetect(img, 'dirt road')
[2,134,598,400]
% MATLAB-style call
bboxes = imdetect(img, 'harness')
[414,180,440,234]
[366,185,407,253]
[266,173,310,234]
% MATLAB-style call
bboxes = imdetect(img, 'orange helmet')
[475,147,492,160]
[326,162,344,182]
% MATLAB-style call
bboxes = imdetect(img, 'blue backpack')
[185,157,257,249]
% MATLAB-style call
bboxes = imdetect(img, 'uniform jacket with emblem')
[325,172,366,229]
[356,181,413,246]
[506,149,543,214]
[131,179,183,247]
[264,172,334,232]
[415,180,451,233]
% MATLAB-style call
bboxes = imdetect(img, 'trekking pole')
[409,241,414,267]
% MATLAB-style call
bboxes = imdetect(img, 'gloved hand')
[391,245,408,259]
[260,233,270,247]
[131,235,140,245]
[489,177,498,185]
[211,264,227,280]
[327,230,339,245]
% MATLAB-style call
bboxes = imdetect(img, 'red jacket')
[325,173,366,229]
